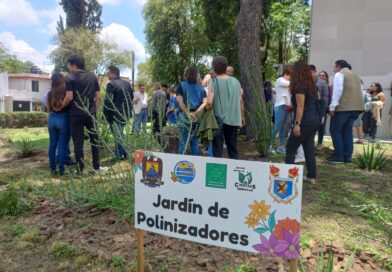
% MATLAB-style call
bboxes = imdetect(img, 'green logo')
[235,167,255,191]
[205,163,227,189]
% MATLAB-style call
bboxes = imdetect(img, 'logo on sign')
[205,163,227,189]
[268,165,299,204]
[171,161,196,184]
[141,154,164,188]
[234,167,255,192]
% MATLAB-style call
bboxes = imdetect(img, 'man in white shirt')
[328,60,364,163]
[270,68,292,154]
[133,83,149,134]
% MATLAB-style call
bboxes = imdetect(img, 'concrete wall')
[309,0,392,139]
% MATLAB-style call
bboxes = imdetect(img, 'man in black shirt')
[62,54,103,174]
[103,65,134,160]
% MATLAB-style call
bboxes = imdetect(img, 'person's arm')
[329,72,344,114]
[176,95,189,115]
[61,91,73,108]
[46,95,52,112]
[293,93,305,137]
[190,97,207,120]
[206,80,215,110]
[378,92,386,103]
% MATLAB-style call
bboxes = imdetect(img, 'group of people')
[46,53,390,184]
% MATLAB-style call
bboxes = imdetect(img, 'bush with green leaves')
[0,189,26,216]
[15,136,37,157]
[355,144,389,171]
[0,112,48,128]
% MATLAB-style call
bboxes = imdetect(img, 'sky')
[0,0,147,76]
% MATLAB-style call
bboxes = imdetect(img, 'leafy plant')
[0,189,26,216]
[15,137,37,157]
[355,144,389,171]
[49,241,77,257]
[111,255,126,268]
[8,224,26,237]
[299,247,357,272]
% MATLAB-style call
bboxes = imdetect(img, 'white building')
[0,73,50,112]
[309,0,392,139]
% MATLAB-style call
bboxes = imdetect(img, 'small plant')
[111,255,126,268]
[15,136,37,157]
[8,224,26,237]
[0,189,25,216]
[355,144,388,171]
[50,241,77,257]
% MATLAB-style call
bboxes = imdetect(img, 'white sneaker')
[276,146,286,155]
[94,167,109,174]
[295,155,306,163]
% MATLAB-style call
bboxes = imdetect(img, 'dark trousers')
[362,111,380,138]
[317,113,327,144]
[70,114,100,171]
[212,123,239,159]
[152,110,166,134]
[285,125,318,178]
[330,111,361,161]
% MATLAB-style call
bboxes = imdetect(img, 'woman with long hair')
[285,61,321,184]
[316,70,332,149]
[46,73,70,176]
[362,82,385,139]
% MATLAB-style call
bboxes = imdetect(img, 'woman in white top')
[270,67,293,154]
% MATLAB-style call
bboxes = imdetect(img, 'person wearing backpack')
[285,61,322,184]
[103,65,134,160]
[176,66,207,155]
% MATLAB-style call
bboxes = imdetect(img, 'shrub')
[355,144,389,171]
[49,241,77,257]
[0,112,48,128]
[0,189,25,216]
[15,137,37,157]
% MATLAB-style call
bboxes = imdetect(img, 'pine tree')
[57,0,102,33]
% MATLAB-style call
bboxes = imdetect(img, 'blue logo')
[171,161,196,184]
[272,178,293,200]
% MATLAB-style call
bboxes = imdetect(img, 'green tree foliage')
[143,0,210,84]
[50,28,133,74]
[137,59,154,89]
[58,0,103,33]
[0,44,35,74]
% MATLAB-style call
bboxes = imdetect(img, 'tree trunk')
[236,0,271,156]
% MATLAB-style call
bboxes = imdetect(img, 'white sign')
[134,151,303,259]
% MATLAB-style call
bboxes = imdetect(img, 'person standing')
[61,54,105,174]
[133,83,149,134]
[151,83,167,134]
[103,65,134,160]
[270,68,292,154]
[177,66,207,155]
[362,82,385,140]
[206,56,244,159]
[328,60,364,163]
[285,61,321,184]
[46,73,70,176]
[309,65,329,150]
[166,87,178,125]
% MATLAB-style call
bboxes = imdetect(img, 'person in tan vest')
[328,60,364,163]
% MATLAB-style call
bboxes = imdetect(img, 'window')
[32,80,39,92]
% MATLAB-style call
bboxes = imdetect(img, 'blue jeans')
[48,112,70,174]
[134,108,148,134]
[178,112,200,155]
[109,122,128,159]
[270,105,291,149]
[330,111,362,161]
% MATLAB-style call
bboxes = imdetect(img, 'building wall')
[310,0,392,139]
[8,78,50,102]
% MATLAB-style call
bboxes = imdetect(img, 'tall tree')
[0,44,36,74]
[143,0,210,84]
[237,0,271,156]
[58,0,102,33]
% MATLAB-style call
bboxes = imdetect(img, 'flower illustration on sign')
[245,199,300,259]
[134,150,145,173]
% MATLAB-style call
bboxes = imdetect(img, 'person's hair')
[282,66,292,76]
[212,56,228,75]
[169,87,176,94]
[264,80,272,89]
[335,60,351,70]
[318,71,329,84]
[309,64,317,72]
[290,60,317,96]
[161,83,168,88]
[371,82,383,93]
[67,54,85,70]
[48,73,66,109]
[184,66,198,83]
[108,65,120,77]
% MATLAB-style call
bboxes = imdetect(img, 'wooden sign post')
[136,229,144,272]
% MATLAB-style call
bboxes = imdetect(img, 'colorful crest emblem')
[141,154,164,187]
[268,165,299,204]
[171,161,196,184]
